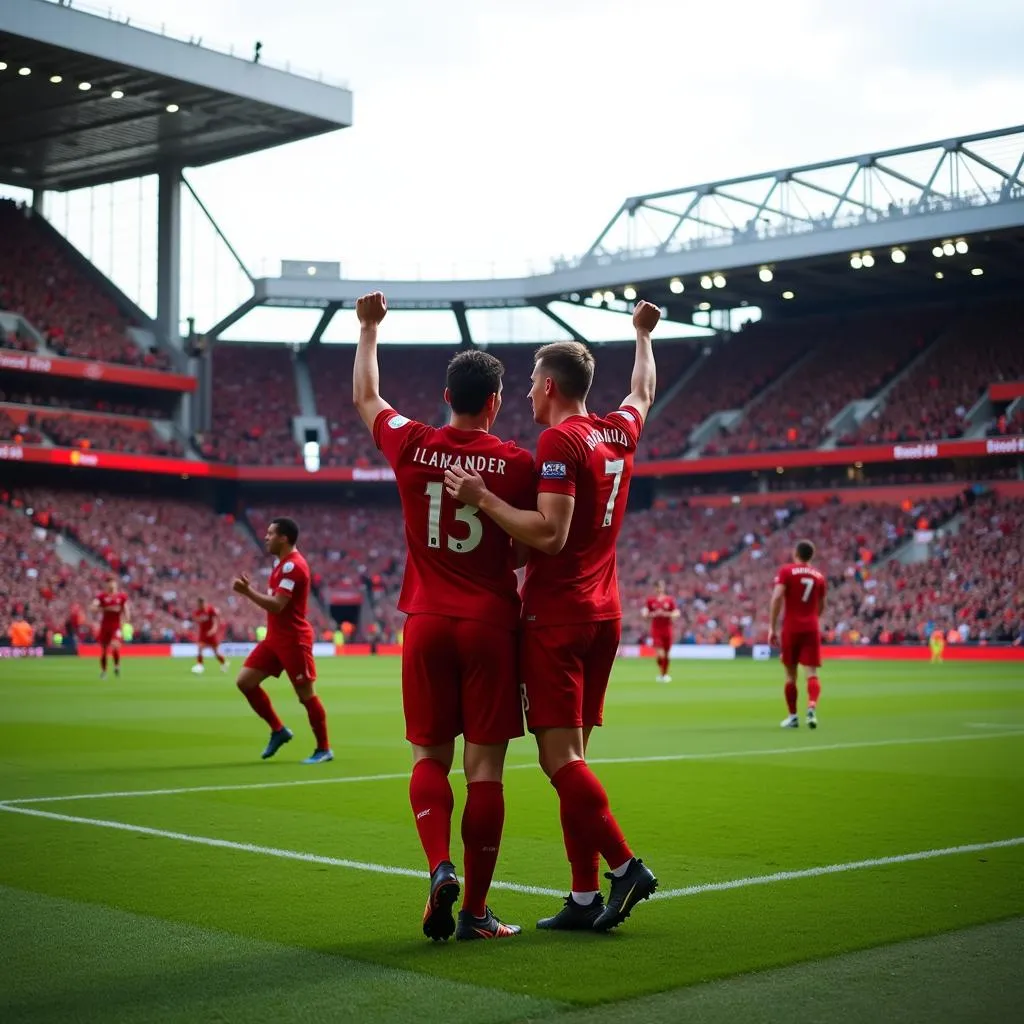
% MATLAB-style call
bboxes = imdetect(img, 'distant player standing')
[446,299,662,933]
[642,579,680,682]
[232,518,333,764]
[191,597,229,674]
[769,539,827,729]
[93,577,128,679]
[353,291,536,942]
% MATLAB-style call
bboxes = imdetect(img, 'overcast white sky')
[8,0,1024,341]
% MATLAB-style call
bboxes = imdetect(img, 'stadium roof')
[213,124,1024,341]
[0,0,353,191]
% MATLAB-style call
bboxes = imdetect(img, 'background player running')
[93,577,128,679]
[191,596,229,675]
[353,290,535,942]
[769,539,827,729]
[232,518,333,764]
[642,579,680,682]
[446,299,662,933]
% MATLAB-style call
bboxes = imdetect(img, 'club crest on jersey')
[388,414,410,429]
[541,461,567,479]
[282,561,294,573]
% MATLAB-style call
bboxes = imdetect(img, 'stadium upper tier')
[0,200,170,368]
[5,485,1019,648]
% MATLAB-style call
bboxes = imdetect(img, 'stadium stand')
[37,413,183,457]
[0,199,169,369]
[845,302,1024,444]
[199,345,300,464]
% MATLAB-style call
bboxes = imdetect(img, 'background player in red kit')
[446,299,662,933]
[769,539,827,729]
[92,577,128,679]
[232,518,332,764]
[353,290,535,942]
[642,579,680,682]
[191,597,228,675]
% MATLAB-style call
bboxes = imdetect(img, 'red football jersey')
[266,550,315,645]
[645,595,677,622]
[774,563,827,632]
[195,604,219,637]
[522,406,643,626]
[374,407,536,630]
[96,592,128,628]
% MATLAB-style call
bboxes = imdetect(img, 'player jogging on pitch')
[446,299,662,933]
[192,597,229,674]
[93,577,128,679]
[353,291,536,942]
[232,518,333,764]
[769,539,827,729]
[642,579,680,682]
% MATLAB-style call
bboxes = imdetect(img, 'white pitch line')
[651,836,1024,900]
[3,728,1023,807]
[1,802,1019,903]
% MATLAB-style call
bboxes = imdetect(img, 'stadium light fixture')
[971,267,984,276]
[49,74,63,84]
[166,103,180,112]
[891,248,906,264]
[18,67,31,76]
[602,290,615,303]
[591,291,602,302]
[306,266,317,276]
[861,252,875,268]
[782,290,795,300]
[932,245,944,258]
[78,81,92,91]
[758,266,774,283]
[111,89,124,99]
[850,253,863,270]
[569,292,580,302]
[712,273,727,289]
[697,301,711,311]
[955,239,969,255]
[935,271,944,280]
[942,241,955,257]
[623,285,637,301]
[700,275,713,290]
[0,62,8,72]
[669,277,684,294]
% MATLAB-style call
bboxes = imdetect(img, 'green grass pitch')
[1,655,1023,1023]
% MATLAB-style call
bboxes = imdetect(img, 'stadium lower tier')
[3,480,1020,650]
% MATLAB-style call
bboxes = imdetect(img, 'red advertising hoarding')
[0,350,196,392]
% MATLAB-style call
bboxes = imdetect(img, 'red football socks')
[560,794,600,892]
[784,680,798,715]
[410,757,454,872]
[100,651,108,671]
[244,686,284,731]
[215,653,226,665]
[301,695,330,750]
[807,676,821,709]
[461,780,505,918]
[551,759,633,872]
[196,653,204,666]
[658,654,669,676]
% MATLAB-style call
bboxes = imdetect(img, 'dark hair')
[270,517,299,545]
[795,539,815,562]
[446,350,505,415]
[534,341,595,401]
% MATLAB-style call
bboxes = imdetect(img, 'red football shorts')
[401,613,523,747]
[98,626,122,646]
[198,633,219,649]
[781,629,822,669]
[244,639,317,686]
[520,619,621,731]
[651,625,673,650]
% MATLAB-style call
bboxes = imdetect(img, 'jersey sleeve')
[372,408,425,467]
[773,565,789,587]
[609,405,644,445]
[510,449,539,508]
[535,428,579,497]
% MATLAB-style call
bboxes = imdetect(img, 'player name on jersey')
[409,448,510,475]
[584,426,630,451]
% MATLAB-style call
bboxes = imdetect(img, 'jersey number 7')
[800,577,816,602]
[603,459,625,528]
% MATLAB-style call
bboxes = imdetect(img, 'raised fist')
[632,300,661,332]
[356,291,388,326]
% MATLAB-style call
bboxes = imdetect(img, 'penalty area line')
[0,802,1020,903]
[3,728,1024,807]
